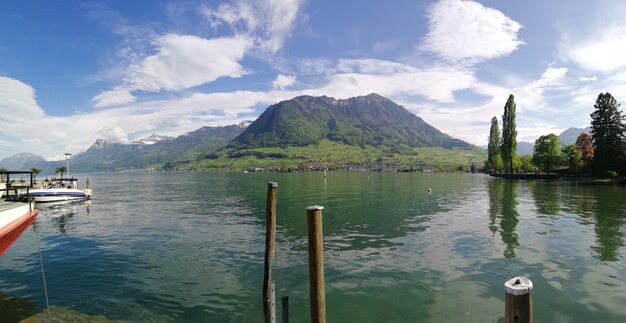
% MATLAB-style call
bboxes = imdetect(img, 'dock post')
[84,177,92,200]
[306,205,326,323]
[281,296,289,323]
[504,277,533,323]
[263,182,278,321]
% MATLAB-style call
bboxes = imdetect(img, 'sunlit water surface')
[1,172,626,322]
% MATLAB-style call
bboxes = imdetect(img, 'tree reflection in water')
[488,179,519,258]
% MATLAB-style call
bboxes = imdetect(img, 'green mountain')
[233,93,471,149]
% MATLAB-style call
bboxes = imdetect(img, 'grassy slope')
[183,139,486,170]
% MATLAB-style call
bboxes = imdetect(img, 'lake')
[1,172,626,322]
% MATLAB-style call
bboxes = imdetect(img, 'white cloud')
[568,27,626,72]
[513,66,568,111]
[0,77,46,123]
[272,74,296,89]
[305,60,475,103]
[407,65,569,146]
[200,0,303,54]
[421,0,524,64]
[96,125,128,143]
[126,34,249,92]
[578,76,597,82]
[92,88,136,108]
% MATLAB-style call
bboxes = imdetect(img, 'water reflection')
[590,186,625,261]
[529,181,561,216]
[38,200,82,235]
[488,180,519,258]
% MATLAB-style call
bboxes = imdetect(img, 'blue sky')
[1,0,625,159]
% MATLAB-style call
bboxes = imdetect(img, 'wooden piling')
[504,277,533,323]
[281,296,289,323]
[306,205,326,323]
[84,177,93,200]
[263,182,278,313]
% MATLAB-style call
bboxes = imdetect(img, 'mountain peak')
[238,120,253,129]
[87,139,114,152]
[234,94,471,149]
[132,134,174,145]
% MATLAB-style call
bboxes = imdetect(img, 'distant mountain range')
[0,94,492,172]
[516,127,592,155]
[0,152,59,174]
[69,123,249,172]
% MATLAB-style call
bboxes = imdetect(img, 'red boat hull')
[0,209,39,256]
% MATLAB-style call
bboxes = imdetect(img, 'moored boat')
[0,171,40,256]
[25,178,89,202]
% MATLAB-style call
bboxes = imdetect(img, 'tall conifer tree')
[500,94,517,173]
[590,92,626,173]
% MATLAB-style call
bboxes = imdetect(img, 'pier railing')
[0,170,35,201]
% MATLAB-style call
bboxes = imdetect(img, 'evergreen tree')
[501,94,518,173]
[590,93,626,174]
[486,116,501,171]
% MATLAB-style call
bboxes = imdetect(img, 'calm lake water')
[1,172,626,322]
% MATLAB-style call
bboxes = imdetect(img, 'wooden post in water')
[281,296,289,323]
[84,177,92,200]
[306,205,326,323]
[263,182,278,322]
[504,277,533,323]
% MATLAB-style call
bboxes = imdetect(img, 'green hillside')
[183,139,486,171]
[233,93,471,149]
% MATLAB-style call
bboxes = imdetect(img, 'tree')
[55,166,67,178]
[575,132,594,165]
[590,93,626,174]
[492,154,505,172]
[486,116,501,171]
[562,144,582,173]
[501,94,518,173]
[532,134,561,174]
[518,155,534,173]
[30,167,41,185]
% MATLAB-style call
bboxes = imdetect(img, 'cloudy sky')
[1,0,625,160]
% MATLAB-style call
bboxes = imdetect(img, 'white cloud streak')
[92,34,250,108]
[421,0,524,64]
[92,88,136,108]
[568,26,626,72]
[272,74,296,89]
[126,34,249,92]
[200,0,303,54]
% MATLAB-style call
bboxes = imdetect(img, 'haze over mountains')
[0,94,591,173]
[516,126,592,155]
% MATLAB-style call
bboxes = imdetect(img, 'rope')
[35,219,52,322]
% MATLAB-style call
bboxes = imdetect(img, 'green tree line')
[485,92,626,179]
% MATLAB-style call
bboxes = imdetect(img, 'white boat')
[24,178,89,203]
